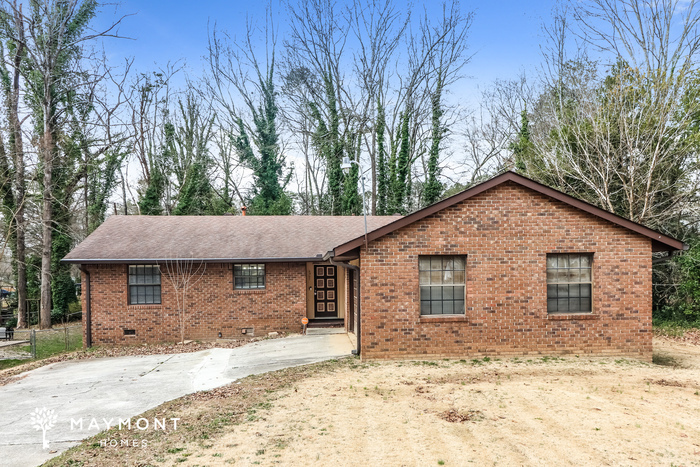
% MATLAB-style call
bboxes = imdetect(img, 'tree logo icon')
[30,407,58,450]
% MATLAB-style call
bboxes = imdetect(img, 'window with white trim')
[419,256,466,315]
[546,254,592,313]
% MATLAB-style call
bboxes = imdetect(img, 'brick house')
[63,172,685,360]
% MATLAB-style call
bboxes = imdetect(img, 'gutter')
[62,256,325,265]
[79,265,92,348]
[326,251,361,357]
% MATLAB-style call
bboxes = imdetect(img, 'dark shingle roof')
[63,215,400,263]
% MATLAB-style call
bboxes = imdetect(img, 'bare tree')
[161,259,206,344]
[524,2,700,232]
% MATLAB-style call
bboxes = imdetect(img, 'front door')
[314,265,337,318]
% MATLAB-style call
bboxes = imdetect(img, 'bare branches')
[161,259,206,343]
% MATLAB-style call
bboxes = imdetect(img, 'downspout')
[79,265,92,348]
[328,256,361,356]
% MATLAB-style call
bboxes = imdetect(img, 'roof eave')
[62,256,324,264]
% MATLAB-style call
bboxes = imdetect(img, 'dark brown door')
[348,269,355,332]
[314,265,337,318]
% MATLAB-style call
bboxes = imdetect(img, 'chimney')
[241,206,247,216]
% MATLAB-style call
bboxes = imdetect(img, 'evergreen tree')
[341,133,362,216]
[390,110,411,214]
[173,160,216,215]
[509,108,534,173]
[234,59,292,215]
[309,72,346,215]
[139,168,165,215]
[376,99,388,215]
[422,78,444,206]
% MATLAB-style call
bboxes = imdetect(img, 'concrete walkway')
[0,333,354,467]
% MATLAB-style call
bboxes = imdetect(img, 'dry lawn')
[48,337,700,467]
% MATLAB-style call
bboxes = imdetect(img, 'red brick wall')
[359,182,653,361]
[81,262,306,345]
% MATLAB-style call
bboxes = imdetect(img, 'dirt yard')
[49,337,700,466]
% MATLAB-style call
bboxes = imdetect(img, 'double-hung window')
[546,254,592,313]
[234,264,266,290]
[128,265,161,305]
[419,256,466,315]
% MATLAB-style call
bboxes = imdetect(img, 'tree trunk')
[40,100,53,330]
[12,50,26,329]
[13,126,26,329]
[8,2,27,328]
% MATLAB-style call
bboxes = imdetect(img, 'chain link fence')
[1,311,82,363]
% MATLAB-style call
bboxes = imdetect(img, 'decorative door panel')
[314,265,338,318]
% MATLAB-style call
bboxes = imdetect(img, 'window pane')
[443,301,454,314]
[420,286,431,301]
[419,271,430,285]
[558,255,569,268]
[569,256,580,267]
[431,301,443,314]
[421,301,431,314]
[442,270,454,284]
[443,287,454,300]
[581,268,591,282]
[580,256,591,267]
[453,257,465,270]
[547,284,557,298]
[570,298,581,312]
[430,287,442,300]
[581,298,591,312]
[569,284,580,297]
[548,298,557,312]
[580,284,591,298]
[419,257,431,271]
[444,258,454,271]
[430,271,442,284]
[557,284,568,297]
[557,298,568,312]
[454,300,465,314]
[454,287,465,300]
[547,256,557,268]
[430,257,442,270]
[453,270,465,283]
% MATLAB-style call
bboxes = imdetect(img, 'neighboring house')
[63,172,685,360]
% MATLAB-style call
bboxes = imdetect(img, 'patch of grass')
[0,359,29,370]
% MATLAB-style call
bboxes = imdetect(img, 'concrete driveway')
[0,333,353,467]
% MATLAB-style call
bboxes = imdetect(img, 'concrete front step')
[306,328,346,335]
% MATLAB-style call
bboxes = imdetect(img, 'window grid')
[546,254,592,313]
[419,256,466,315]
[234,264,266,290]
[128,265,161,305]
